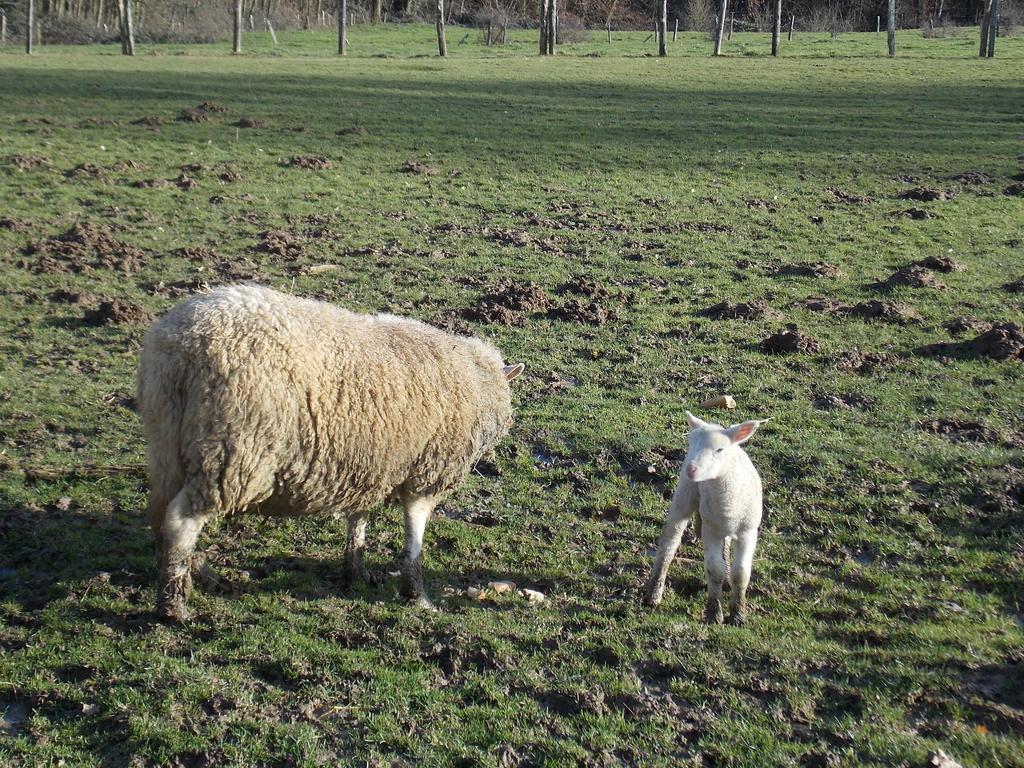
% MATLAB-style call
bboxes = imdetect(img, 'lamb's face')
[682,411,767,483]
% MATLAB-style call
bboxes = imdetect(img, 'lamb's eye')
[715,448,725,454]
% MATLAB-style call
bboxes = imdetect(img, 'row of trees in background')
[0,0,1016,54]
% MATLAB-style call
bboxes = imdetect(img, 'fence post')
[886,0,895,56]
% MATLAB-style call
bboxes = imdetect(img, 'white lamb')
[644,411,770,624]
[137,284,524,621]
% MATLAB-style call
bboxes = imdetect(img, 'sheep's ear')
[685,411,706,429]
[503,363,525,381]
[726,418,770,444]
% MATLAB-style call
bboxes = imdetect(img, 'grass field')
[1,25,1023,767]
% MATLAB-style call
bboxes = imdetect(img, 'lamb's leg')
[157,488,213,622]
[703,531,727,625]
[400,495,436,610]
[343,512,379,585]
[726,529,758,626]
[644,482,697,607]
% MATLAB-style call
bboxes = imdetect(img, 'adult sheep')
[137,284,524,621]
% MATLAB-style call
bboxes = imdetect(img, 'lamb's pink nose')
[686,463,698,479]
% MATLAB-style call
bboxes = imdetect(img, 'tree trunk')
[435,0,446,55]
[2,11,7,45]
[979,0,991,54]
[727,11,733,39]
[657,0,666,55]
[337,0,346,53]
[372,0,380,22]
[789,14,794,39]
[539,0,547,53]
[25,0,32,53]
[713,0,727,55]
[987,0,998,56]
[121,0,135,54]
[233,0,242,52]
[546,0,555,54]
[886,0,896,57]
[771,0,780,54]
[672,17,677,42]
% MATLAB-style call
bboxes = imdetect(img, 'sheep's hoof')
[644,588,664,608]
[343,563,383,587]
[410,593,438,612]
[704,601,724,625]
[157,600,191,624]
[726,610,747,627]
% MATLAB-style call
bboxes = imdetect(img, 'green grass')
[1,25,1023,768]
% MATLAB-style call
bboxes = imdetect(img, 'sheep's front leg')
[703,530,728,625]
[157,488,213,623]
[400,495,437,610]
[644,481,697,607]
[726,529,758,625]
[343,512,379,585]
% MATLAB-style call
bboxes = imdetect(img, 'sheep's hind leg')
[644,482,696,607]
[343,512,380,585]
[400,494,437,611]
[726,529,757,626]
[703,531,727,625]
[157,489,215,622]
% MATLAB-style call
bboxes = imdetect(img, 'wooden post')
[657,0,667,55]
[122,0,135,55]
[979,0,992,55]
[337,0,346,54]
[728,11,733,39]
[771,0,780,55]
[987,0,998,56]
[788,14,794,39]
[233,0,242,52]
[25,0,32,53]
[886,0,895,56]
[713,0,727,55]
[606,20,611,43]
[436,0,446,55]
[266,17,277,43]
[486,19,492,45]
[539,0,548,54]
[672,17,677,42]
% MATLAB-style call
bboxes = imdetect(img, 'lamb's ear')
[726,418,770,444]
[685,410,706,429]
[503,363,525,381]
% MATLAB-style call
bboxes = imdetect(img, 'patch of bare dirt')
[235,117,269,129]
[21,222,146,274]
[257,230,306,261]
[402,160,439,176]
[699,299,783,321]
[196,101,229,113]
[428,313,475,337]
[178,108,209,123]
[218,167,243,183]
[131,178,171,189]
[847,300,921,324]
[10,155,49,171]
[745,198,777,210]
[1003,182,1024,197]
[775,262,845,279]
[836,348,894,374]
[0,216,32,232]
[759,326,820,354]
[826,187,874,205]
[874,266,945,291]
[1004,277,1024,294]
[802,297,848,313]
[83,298,154,326]
[146,278,211,299]
[915,255,964,273]
[132,115,166,127]
[894,207,938,219]
[548,298,614,325]
[174,173,198,190]
[48,289,100,306]
[286,155,332,170]
[944,317,990,335]
[900,187,955,202]
[485,227,566,254]
[955,171,993,186]
[65,163,110,182]
[462,280,553,326]
[922,419,1000,444]
[337,125,369,136]
[180,163,207,174]
[175,246,219,263]
[918,323,1024,362]
[560,277,610,300]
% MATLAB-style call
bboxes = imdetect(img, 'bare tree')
[233,0,242,52]
[337,0,346,53]
[546,0,556,53]
[436,0,447,54]
[121,0,135,55]
[372,0,381,23]
[886,0,895,56]
[987,0,998,56]
[539,0,547,52]
[657,0,666,54]
[25,0,33,53]
[771,0,780,54]
[713,0,727,54]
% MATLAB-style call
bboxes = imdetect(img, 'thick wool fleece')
[137,284,515,524]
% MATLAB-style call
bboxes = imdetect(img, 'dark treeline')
[0,0,1015,43]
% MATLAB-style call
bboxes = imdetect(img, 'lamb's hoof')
[726,611,747,627]
[191,558,235,595]
[407,593,438,611]
[644,588,664,608]
[343,565,383,587]
[704,602,724,625]
[157,601,190,624]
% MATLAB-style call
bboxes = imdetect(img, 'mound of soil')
[699,299,783,321]
[178,108,209,123]
[132,116,166,127]
[0,216,32,232]
[180,163,206,174]
[485,227,565,254]
[287,155,332,170]
[175,246,219,263]
[131,178,171,189]
[560,278,610,300]
[461,281,558,326]
[900,187,955,202]
[802,297,849,313]
[258,230,306,261]
[745,198,776,210]
[48,289,99,306]
[218,167,243,183]
[943,317,990,335]
[1004,277,1024,293]
[10,155,49,171]
[759,326,820,354]
[836,348,893,374]
[847,300,921,324]
[955,171,993,186]
[337,125,369,136]
[895,207,937,220]
[916,255,964,273]
[549,298,613,326]
[428,313,475,337]
[826,187,874,205]
[776,262,845,279]
[174,173,198,190]
[922,419,1000,444]
[918,322,1024,362]
[1004,182,1024,197]
[196,101,229,113]
[235,117,269,129]
[874,265,945,290]
[65,163,110,182]
[83,298,154,326]
[22,222,146,274]
[402,160,439,176]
